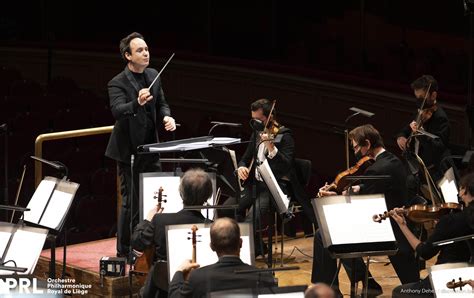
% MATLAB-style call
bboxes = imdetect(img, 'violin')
[372,202,463,224]
[133,187,166,280]
[188,225,200,263]
[446,278,471,291]
[319,156,374,195]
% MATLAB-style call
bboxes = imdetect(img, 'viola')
[133,187,166,280]
[319,156,374,195]
[446,278,471,291]
[372,202,463,224]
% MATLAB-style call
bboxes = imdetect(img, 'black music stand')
[312,193,398,298]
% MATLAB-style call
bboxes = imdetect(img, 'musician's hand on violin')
[237,167,250,181]
[260,132,275,151]
[177,259,200,280]
[397,136,407,151]
[318,183,337,197]
[132,249,144,258]
[163,116,176,131]
[146,206,161,221]
[137,88,153,105]
[409,121,418,133]
[390,208,406,226]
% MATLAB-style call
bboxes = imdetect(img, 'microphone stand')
[1,123,8,221]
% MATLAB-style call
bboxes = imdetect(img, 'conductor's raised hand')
[137,88,153,105]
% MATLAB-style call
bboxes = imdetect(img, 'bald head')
[305,283,336,298]
[210,218,242,256]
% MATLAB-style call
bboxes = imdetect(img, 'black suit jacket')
[168,256,275,298]
[397,106,450,171]
[131,209,209,262]
[105,66,171,164]
[359,150,409,210]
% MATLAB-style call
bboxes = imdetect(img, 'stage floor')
[33,236,435,297]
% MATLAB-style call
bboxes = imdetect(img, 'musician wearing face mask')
[221,98,315,254]
[396,75,451,181]
[314,124,419,296]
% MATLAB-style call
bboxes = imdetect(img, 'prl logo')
[0,277,44,294]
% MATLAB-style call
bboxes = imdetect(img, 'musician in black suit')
[131,169,213,298]
[396,75,450,181]
[105,32,176,257]
[223,98,315,229]
[313,124,419,296]
[168,217,275,298]
[391,173,474,297]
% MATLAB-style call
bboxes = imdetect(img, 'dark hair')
[411,75,438,93]
[348,124,384,148]
[459,172,474,196]
[250,98,275,118]
[210,218,241,255]
[119,32,144,62]
[179,169,213,206]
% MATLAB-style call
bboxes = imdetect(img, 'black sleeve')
[130,219,155,251]
[153,78,171,120]
[168,271,194,298]
[108,79,140,121]
[267,132,295,178]
[415,215,452,260]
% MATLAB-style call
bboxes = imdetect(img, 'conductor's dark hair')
[210,218,241,255]
[119,32,144,62]
[411,75,438,93]
[251,98,276,118]
[179,169,213,206]
[348,124,384,149]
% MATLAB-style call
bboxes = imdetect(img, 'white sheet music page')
[0,229,47,275]
[167,225,252,282]
[39,189,73,230]
[323,197,395,245]
[23,179,56,224]
[258,160,290,212]
[431,265,474,297]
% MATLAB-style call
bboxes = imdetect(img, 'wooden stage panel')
[33,238,142,297]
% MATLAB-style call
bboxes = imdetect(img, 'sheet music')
[257,160,290,213]
[23,179,56,224]
[142,175,215,220]
[167,224,252,282]
[438,168,459,204]
[148,137,240,152]
[39,189,73,230]
[323,197,395,245]
[430,264,474,297]
[0,229,48,275]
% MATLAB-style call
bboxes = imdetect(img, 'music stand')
[166,222,254,283]
[0,222,48,275]
[22,176,79,279]
[312,194,398,298]
[428,262,474,297]
[210,285,307,298]
[140,172,217,220]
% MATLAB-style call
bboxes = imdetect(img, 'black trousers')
[117,154,161,256]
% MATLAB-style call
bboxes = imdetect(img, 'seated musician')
[168,217,275,298]
[396,75,451,182]
[313,124,419,297]
[391,172,474,297]
[222,98,315,253]
[131,168,213,298]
